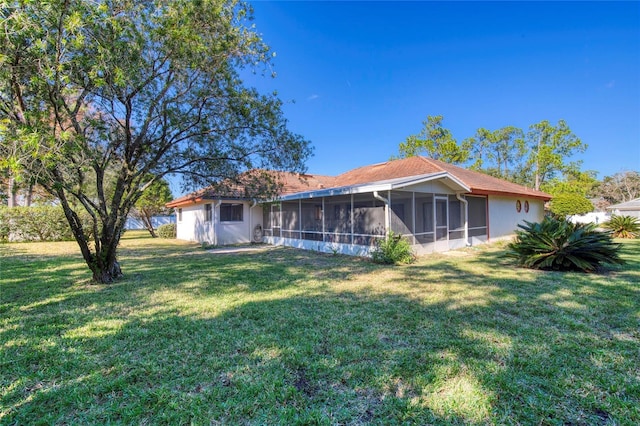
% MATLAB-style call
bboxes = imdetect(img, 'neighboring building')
[607,198,640,219]
[166,157,551,255]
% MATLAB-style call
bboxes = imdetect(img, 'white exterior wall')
[176,204,204,242]
[488,196,545,240]
[175,200,257,245]
[248,203,264,242]
[217,202,250,245]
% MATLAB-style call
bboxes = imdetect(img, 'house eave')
[166,195,250,208]
[470,189,552,201]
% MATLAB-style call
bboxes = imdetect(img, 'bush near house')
[549,193,594,217]
[157,223,177,239]
[603,215,640,239]
[371,231,415,265]
[508,216,623,272]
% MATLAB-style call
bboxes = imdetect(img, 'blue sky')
[242,1,639,181]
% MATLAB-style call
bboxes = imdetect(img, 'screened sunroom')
[261,173,489,255]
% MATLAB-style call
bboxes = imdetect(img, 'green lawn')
[1,232,639,425]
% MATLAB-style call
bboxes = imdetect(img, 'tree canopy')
[524,120,586,190]
[397,115,468,164]
[463,126,526,182]
[396,116,587,192]
[0,0,312,283]
[597,171,640,204]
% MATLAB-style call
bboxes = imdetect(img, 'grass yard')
[1,232,639,425]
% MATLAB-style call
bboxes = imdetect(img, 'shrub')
[158,223,176,239]
[549,193,594,217]
[0,205,97,242]
[371,231,415,265]
[603,215,640,239]
[507,216,623,272]
[0,205,76,242]
[0,206,9,242]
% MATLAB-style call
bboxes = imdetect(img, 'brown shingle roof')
[167,156,551,207]
[276,172,338,194]
[424,158,551,200]
[335,156,442,186]
[333,156,551,200]
[166,171,336,208]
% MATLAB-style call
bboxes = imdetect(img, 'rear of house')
[167,156,551,255]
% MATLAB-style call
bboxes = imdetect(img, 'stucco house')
[607,198,640,219]
[166,156,551,255]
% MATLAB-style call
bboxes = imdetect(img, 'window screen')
[220,203,243,222]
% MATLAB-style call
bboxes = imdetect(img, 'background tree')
[541,170,599,197]
[549,193,594,217]
[596,171,640,204]
[133,178,173,238]
[464,126,526,182]
[525,120,586,190]
[397,115,468,164]
[0,0,312,283]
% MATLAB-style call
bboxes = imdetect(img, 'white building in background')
[607,198,640,219]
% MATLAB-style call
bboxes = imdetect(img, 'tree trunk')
[56,192,125,284]
[91,256,123,284]
[8,177,17,207]
[141,211,157,238]
[25,182,33,206]
[534,135,542,191]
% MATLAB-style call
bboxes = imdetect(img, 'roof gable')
[607,197,640,210]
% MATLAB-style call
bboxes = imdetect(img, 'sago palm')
[603,215,640,239]
[507,216,623,272]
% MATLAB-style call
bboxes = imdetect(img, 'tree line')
[395,115,640,214]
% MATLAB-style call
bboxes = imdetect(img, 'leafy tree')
[464,126,526,182]
[397,115,468,164]
[133,178,173,238]
[596,171,640,204]
[549,193,594,217]
[525,120,586,191]
[0,0,311,283]
[541,170,599,197]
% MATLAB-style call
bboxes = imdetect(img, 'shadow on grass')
[1,240,638,424]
